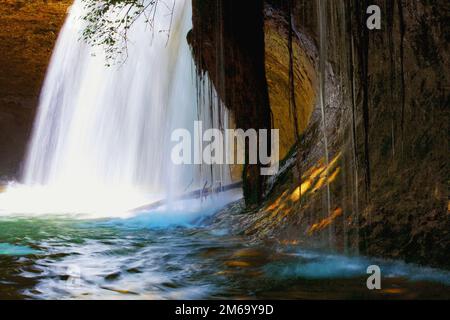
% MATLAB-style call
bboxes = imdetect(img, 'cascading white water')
[0,0,232,217]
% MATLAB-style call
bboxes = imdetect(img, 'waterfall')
[0,0,231,216]
[317,0,333,245]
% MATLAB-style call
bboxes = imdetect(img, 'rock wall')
[264,5,317,159]
[240,0,449,269]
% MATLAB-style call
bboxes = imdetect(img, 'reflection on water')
[0,208,449,300]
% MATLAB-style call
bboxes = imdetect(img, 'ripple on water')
[263,250,450,286]
[1,214,449,300]
[0,243,40,256]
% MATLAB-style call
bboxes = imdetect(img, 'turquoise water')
[0,208,449,300]
[0,243,40,256]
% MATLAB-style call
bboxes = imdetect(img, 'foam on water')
[265,250,450,285]
[102,189,243,229]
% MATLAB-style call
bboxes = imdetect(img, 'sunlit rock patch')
[243,153,342,238]
[308,208,343,236]
[264,6,317,158]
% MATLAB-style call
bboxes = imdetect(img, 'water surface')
[0,209,449,300]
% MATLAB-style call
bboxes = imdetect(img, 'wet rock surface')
[192,0,449,269]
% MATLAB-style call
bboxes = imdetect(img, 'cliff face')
[192,0,449,268]
[249,0,449,268]
[264,5,317,159]
[0,0,71,179]
[189,0,320,205]
[351,0,449,267]
[189,0,272,205]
